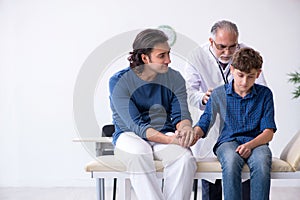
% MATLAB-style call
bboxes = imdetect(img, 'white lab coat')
[184,42,267,159]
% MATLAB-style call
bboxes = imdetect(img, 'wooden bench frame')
[86,156,300,200]
[76,130,300,200]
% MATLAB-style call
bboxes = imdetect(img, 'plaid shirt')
[196,80,277,153]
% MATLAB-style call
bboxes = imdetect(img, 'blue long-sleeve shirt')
[196,80,277,153]
[109,67,192,145]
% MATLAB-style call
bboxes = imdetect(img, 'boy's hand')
[175,126,195,147]
[193,126,204,138]
[190,132,201,146]
[236,144,252,159]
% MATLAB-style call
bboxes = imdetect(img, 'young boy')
[194,47,277,200]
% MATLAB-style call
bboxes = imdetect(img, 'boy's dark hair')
[128,29,168,73]
[231,47,263,73]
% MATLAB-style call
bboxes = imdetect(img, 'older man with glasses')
[184,20,267,200]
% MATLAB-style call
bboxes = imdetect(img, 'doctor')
[184,20,267,200]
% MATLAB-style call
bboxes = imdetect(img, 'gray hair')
[210,20,239,40]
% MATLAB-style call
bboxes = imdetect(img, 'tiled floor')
[1,186,300,200]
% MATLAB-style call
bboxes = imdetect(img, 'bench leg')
[193,179,198,200]
[96,178,105,200]
[118,177,131,200]
[113,178,117,200]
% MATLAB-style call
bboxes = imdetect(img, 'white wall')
[0,0,300,187]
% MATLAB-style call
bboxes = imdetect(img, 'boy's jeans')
[216,141,272,200]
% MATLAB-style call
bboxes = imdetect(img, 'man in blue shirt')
[109,29,198,200]
[194,47,277,200]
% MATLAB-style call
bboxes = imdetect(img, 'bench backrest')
[280,130,300,171]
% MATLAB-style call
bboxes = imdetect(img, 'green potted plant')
[288,71,300,99]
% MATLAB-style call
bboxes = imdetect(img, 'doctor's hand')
[202,88,213,105]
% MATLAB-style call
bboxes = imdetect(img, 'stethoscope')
[209,46,231,84]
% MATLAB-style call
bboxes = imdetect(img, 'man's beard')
[218,56,232,64]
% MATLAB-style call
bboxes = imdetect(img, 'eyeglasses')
[212,40,239,51]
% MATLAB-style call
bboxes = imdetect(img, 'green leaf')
[288,71,300,99]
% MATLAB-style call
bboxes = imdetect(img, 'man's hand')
[202,88,213,105]
[236,144,252,159]
[175,126,195,147]
[168,134,180,145]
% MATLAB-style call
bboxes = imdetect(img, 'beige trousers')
[114,132,197,200]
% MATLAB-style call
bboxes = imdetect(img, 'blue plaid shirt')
[196,80,277,153]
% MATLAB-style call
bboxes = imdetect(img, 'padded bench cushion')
[85,155,294,173]
[85,155,163,172]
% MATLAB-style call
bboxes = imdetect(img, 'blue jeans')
[216,141,272,200]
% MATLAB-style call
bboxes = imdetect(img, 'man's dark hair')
[231,47,263,73]
[128,29,168,72]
